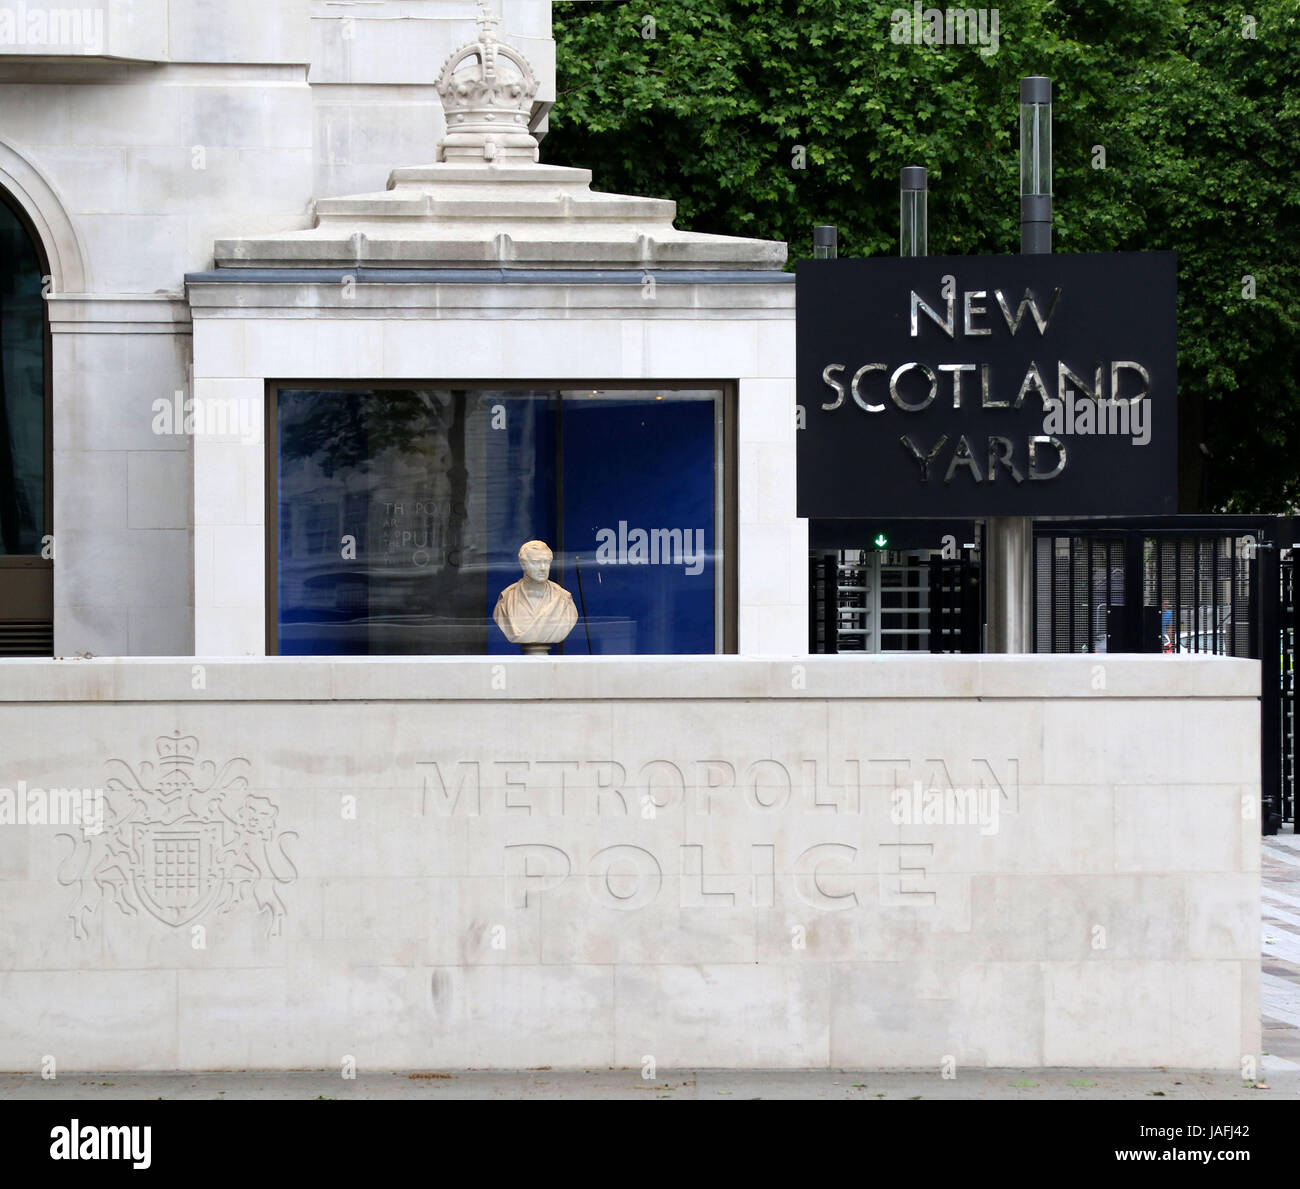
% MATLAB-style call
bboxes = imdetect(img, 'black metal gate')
[1034,532,1135,654]
[808,549,979,654]
[1034,529,1256,656]
[928,555,981,653]
[1033,517,1296,834]
[810,517,1296,831]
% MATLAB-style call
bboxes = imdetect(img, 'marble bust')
[492,540,578,654]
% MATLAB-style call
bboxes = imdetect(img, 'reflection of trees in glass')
[279,388,452,477]
[278,388,475,615]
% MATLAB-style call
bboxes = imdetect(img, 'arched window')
[0,190,52,654]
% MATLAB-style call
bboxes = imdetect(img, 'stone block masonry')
[0,654,1259,1071]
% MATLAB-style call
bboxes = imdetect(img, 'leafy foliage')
[546,0,1300,511]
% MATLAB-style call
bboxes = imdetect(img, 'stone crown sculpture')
[436,6,539,163]
[212,5,787,270]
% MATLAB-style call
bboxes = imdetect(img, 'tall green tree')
[545,0,1300,512]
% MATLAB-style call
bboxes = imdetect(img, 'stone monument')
[492,540,578,654]
[436,5,540,164]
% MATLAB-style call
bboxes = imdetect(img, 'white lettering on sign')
[817,283,1164,484]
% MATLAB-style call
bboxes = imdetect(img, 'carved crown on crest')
[436,4,539,162]
[156,732,200,766]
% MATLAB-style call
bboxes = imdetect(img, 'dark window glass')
[275,386,722,655]
[0,201,45,555]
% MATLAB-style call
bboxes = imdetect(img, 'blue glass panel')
[559,394,716,654]
[277,386,722,655]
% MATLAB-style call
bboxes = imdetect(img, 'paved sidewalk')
[3,836,1295,1100]
[1262,833,1300,1072]
[0,1068,1296,1100]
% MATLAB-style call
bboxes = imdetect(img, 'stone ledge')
[212,158,787,270]
[47,293,192,334]
[184,273,797,320]
[0,654,1261,702]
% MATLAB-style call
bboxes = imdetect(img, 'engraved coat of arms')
[57,732,297,939]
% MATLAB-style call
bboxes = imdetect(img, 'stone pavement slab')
[1,1069,1297,1100]
[1263,834,1300,1072]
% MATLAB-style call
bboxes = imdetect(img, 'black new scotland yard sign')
[796,252,1178,517]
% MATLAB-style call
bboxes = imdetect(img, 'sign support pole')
[987,76,1052,653]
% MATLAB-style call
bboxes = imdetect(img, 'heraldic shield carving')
[56,732,298,940]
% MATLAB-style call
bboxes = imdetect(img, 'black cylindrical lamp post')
[1019,76,1052,254]
[899,166,928,257]
[813,224,838,259]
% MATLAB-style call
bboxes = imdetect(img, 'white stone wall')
[310,0,556,199]
[188,277,804,656]
[48,298,196,654]
[0,655,1261,1070]
[0,0,169,61]
[0,4,317,654]
[0,0,560,655]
